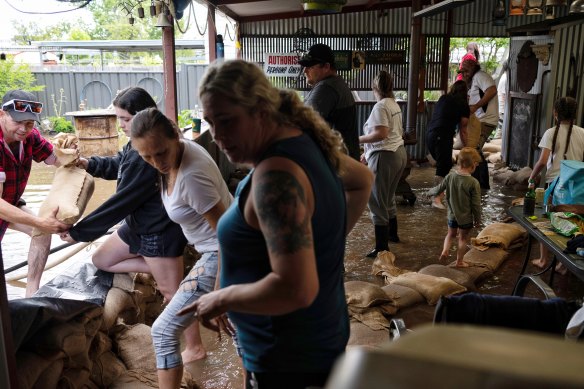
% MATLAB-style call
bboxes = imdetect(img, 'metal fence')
[32,63,208,118]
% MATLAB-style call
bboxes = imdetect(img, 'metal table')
[507,205,584,296]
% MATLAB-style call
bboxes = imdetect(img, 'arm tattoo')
[255,170,312,255]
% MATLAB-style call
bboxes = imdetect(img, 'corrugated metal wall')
[548,22,584,127]
[240,2,553,37]
[242,34,423,90]
[32,64,208,118]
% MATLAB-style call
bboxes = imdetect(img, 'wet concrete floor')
[186,164,584,388]
[10,162,584,389]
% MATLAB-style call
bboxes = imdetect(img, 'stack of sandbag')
[504,166,532,191]
[492,165,515,185]
[345,280,397,331]
[455,222,528,276]
[16,303,103,389]
[88,331,127,387]
[102,281,144,331]
[109,323,198,388]
[482,138,502,163]
[372,251,467,306]
[32,133,95,236]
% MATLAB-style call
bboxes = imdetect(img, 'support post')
[406,0,422,142]
[162,15,177,123]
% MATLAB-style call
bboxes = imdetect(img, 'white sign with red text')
[263,53,302,77]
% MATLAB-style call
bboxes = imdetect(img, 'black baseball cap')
[298,43,336,68]
[2,90,41,122]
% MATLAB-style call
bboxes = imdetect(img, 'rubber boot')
[366,225,390,258]
[388,217,400,243]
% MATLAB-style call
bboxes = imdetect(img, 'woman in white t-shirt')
[528,96,584,271]
[131,107,234,388]
[359,70,408,257]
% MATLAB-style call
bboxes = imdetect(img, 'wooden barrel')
[66,110,119,157]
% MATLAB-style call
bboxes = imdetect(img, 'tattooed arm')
[182,157,318,320]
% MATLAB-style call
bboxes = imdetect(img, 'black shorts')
[117,222,187,258]
[447,219,473,230]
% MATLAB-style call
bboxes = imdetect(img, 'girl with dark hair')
[359,70,408,256]
[60,88,206,362]
[426,80,471,209]
[528,96,584,270]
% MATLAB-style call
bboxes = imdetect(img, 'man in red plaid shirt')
[1,90,70,296]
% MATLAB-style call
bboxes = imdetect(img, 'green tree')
[11,21,74,45]
[87,0,162,41]
[0,59,44,97]
[450,37,509,75]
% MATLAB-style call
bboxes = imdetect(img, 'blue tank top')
[218,133,349,373]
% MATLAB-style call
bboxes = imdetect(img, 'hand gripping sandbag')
[544,160,584,215]
[32,133,95,236]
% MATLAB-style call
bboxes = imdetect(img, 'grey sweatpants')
[366,146,408,225]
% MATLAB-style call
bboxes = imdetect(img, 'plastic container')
[216,34,224,60]
[535,188,545,207]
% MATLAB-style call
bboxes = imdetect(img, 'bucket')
[66,110,119,157]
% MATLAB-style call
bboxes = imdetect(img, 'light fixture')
[570,0,584,13]
[413,0,474,18]
[155,4,172,27]
[544,0,567,5]
[302,0,347,13]
[526,0,544,15]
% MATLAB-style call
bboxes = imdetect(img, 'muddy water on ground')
[5,162,584,388]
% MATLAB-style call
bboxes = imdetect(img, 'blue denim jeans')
[151,251,218,369]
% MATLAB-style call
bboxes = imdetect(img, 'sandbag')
[471,222,527,251]
[389,272,467,306]
[465,114,482,149]
[112,323,156,371]
[347,321,389,350]
[487,152,501,164]
[418,264,476,291]
[51,132,79,166]
[16,350,63,389]
[381,284,425,309]
[31,166,95,236]
[90,350,127,388]
[482,142,501,154]
[463,247,509,271]
[345,281,391,308]
[347,306,392,330]
[101,287,142,331]
[371,251,411,282]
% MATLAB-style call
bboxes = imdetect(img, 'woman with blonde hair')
[176,60,372,389]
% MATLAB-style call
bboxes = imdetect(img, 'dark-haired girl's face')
[115,107,133,137]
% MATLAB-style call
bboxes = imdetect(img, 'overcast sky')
[0,0,93,42]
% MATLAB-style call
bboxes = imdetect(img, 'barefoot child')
[427,147,481,267]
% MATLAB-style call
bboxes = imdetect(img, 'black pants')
[428,132,454,178]
[245,370,329,389]
[471,151,490,190]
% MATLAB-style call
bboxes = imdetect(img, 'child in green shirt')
[427,147,482,267]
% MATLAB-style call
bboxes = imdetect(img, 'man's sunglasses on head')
[2,99,43,114]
